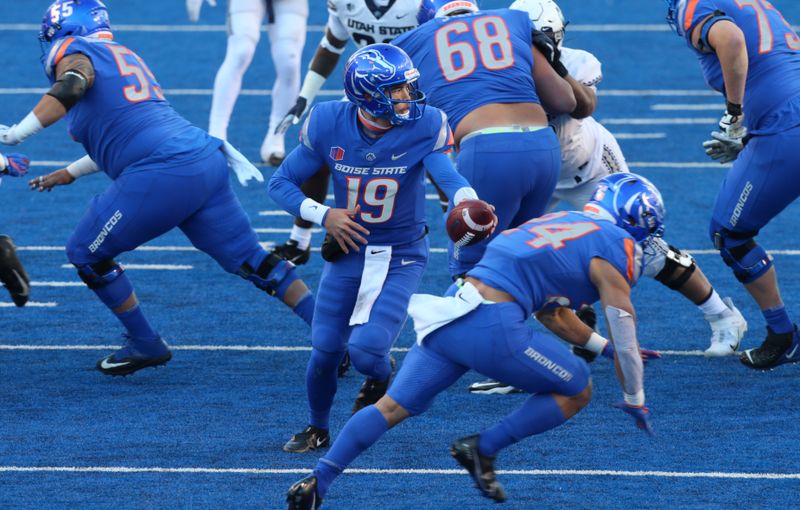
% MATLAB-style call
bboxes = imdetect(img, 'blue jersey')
[272,101,456,245]
[43,36,217,178]
[392,9,540,131]
[679,0,800,134]
[468,211,639,316]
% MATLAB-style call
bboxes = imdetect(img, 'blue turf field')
[2,1,800,508]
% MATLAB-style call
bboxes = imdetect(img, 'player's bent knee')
[572,379,592,410]
[308,347,344,375]
[348,343,391,380]
[654,244,696,291]
[226,35,257,69]
[74,259,125,289]
[712,228,772,283]
[238,253,299,299]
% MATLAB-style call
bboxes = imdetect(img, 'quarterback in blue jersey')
[0,0,315,376]
[666,0,800,369]
[285,173,662,509]
[392,0,577,278]
[269,43,487,454]
[0,152,32,307]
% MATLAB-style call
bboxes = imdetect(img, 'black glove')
[274,96,309,135]
[531,29,568,78]
[321,233,345,262]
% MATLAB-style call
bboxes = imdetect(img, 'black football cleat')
[740,325,800,369]
[0,235,30,307]
[450,435,506,502]
[337,351,351,378]
[283,425,330,453]
[96,334,172,376]
[352,355,395,414]
[272,239,311,266]
[572,305,599,363]
[286,475,322,510]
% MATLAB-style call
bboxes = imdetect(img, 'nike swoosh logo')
[100,358,131,369]
[315,437,326,447]
[371,250,386,254]
[391,152,407,160]
[786,345,799,359]
[310,205,318,210]
[458,294,468,302]
[401,259,415,266]
[396,13,409,19]
[10,269,29,296]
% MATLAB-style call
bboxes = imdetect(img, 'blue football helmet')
[343,44,426,126]
[584,173,666,242]
[39,0,111,44]
[417,0,479,25]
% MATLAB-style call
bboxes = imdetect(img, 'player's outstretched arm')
[274,27,348,135]
[531,46,575,116]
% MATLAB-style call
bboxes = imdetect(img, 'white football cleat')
[704,297,747,357]
[261,131,285,167]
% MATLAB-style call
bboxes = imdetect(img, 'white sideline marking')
[598,90,719,97]
[600,117,717,125]
[651,103,724,111]
[627,162,731,168]
[258,210,291,216]
[253,228,322,234]
[60,264,193,270]
[609,133,666,140]
[30,281,83,287]
[0,465,798,479]
[0,302,57,307]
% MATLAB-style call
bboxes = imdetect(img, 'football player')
[285,173,662,509]
[186,0,309,166]
[269,44,487,454]
[395,0,577,278]
[1,0,315,376]
[0,152,32,307]
[271,0,423,265]
[666,0,800,369]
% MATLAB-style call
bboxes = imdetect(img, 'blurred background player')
[1,0,314,376]
[397,0,577,279]
[0,152,31,307]
[186,0,309,165]
[666,0,800,369]
[269,44,485,454]
[285,173,664,509]
[271,0,422,265]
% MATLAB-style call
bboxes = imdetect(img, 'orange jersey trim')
[624,237,635,282]
[684,0,700,34]
[54,37,76,67]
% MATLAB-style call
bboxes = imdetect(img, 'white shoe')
[704,297,748,357]
[260,132,285,166]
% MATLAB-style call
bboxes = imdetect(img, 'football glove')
[1,153,29,176]
[186,0,216,22]
[612,402,654,436]
[703,105,746,164]
[274,97,309,135]
[531,30,568,78]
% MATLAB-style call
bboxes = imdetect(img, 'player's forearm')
[423,152,475,203]
[603,297,644,405]
[709,23,747,105]
[537,307,595,346]
[33,95,67,127]
[566,76,597,120]
[268,148,329,221]
[66,155,99,179]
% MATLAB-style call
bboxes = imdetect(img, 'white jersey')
[326,0,419,47]
[550,47,623,191]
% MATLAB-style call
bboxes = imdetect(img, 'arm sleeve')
[423,152,472,202]
[268,144,327,218]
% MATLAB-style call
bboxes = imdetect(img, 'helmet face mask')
[344,44,426,126]
[509,0,568,49]
[39,0,111,45]
[584,173,666,243]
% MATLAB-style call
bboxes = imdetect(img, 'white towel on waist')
[349,245,392,326]
[408,282,485,345]
[221,140,264,187]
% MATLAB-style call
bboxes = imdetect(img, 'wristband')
[725,101,743,117]
[5,112,44,144]
[300,197,330,226]
[299,70,328,105]
[66,155,99,178]
[584,332,608,354]
[453,186,478,204]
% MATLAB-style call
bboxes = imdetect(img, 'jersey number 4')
[107,45,166,102]
[435,16,514,82]
[735,0,800,53]
[509,212,600,250]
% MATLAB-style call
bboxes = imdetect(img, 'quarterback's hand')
[612,402,654,436]
[1,153,30,176]
[323,205,370,254]
[601,341,662,363]
[274,97,309,135]
[531,30,568,77]
[703,110,746,164]
[186,0,216,22]
[0,124,22,146]
[29,169,75,192]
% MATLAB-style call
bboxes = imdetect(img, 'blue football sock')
[307,348,342,429]
[314,405,389,498]
[293,292,314,326]
[478,394,565,457]
[116,304,158,340]
[763,305,793,335]
[92,273,157,339]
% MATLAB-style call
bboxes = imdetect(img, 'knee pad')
[654,244,696,291]
[238,252,298,298]
[74,259,124,289]
[308,347,344,378]
[712,228,772,283]
[348,343,391,380]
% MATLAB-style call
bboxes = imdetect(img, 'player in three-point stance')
[269,43,488,455]
[666,0,800,368]
[0,0,315,376]
[285,173,664,509]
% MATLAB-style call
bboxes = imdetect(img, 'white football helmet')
[509,0,568,48]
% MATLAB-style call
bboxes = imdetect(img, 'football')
[446,199,495,247]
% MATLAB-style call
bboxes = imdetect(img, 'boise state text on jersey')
[678,0,800,134]
[298,100,452,245]
[468,211,640,316]
[44,36,219,178]
[392,8,540,130]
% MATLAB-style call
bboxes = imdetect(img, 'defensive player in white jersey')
[489,0,748,368]
[186,0,308,165]
[270,0,421,266]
